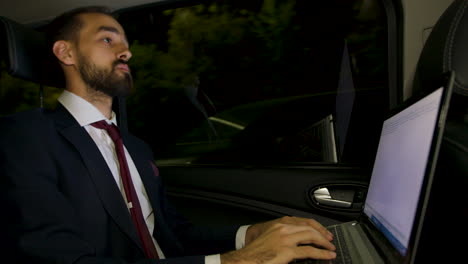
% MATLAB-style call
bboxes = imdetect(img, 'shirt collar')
[58,90,117,127]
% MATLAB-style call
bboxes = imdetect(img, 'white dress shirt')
[58,90,248,264]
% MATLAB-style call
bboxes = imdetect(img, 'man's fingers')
[239,222,337,264]
[280,216,334,241]
[295,244,337,260]
[297,218,333,240]
[269,224,336,251]
[304,219,334,241]
[286,229,336,251]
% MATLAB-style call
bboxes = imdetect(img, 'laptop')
[305,71,455,264]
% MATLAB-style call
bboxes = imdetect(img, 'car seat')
[412,0,468,262]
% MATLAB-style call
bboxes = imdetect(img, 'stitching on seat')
[446,0,468,92]
[445,0,466,72]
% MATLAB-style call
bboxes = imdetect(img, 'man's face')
[74,13,133,97]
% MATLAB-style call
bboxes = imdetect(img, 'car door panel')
[159,166,370,227]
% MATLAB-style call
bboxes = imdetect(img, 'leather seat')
[0,16,64,88]
[412,0,468,262]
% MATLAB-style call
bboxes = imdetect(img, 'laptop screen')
[362,87,444,256]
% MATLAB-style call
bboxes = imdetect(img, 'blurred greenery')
[121,0,386,153]
[126,0,300,110]
[0,0,386,163]
[0,62,61,116]
[125,0,385,109]
[0,0,385,116]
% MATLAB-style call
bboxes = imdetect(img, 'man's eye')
[103,37,112,44]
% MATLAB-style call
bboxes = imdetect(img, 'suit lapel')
[50,105,145,254]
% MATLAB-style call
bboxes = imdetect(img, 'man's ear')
[52,40,75,65]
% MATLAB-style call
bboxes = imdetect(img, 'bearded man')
[0,6,336,264]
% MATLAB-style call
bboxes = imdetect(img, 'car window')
[119,0,388,166]
[0,0,389,167]
[0,62,62,114]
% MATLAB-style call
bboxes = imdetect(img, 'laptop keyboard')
[291,225,353,264]
[326,225,352,263]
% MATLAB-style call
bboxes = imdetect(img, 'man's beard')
[77,54,133,97]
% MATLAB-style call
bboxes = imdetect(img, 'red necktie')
[91,120,159,259]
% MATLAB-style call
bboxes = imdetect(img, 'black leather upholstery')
[413,1,467,263]
[0,16,64,88]
[414,0,468,96]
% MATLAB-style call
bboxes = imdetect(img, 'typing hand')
[221,217,336,264]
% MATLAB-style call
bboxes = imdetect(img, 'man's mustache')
[113,59,128,67]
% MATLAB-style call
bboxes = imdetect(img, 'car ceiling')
[0,0,167,24]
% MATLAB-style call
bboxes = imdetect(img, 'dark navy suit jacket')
[0,105,240,264]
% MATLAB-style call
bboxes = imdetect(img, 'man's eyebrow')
[97,26,121,34]
[96,25,129,45]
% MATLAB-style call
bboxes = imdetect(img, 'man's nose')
[117,46,132,61]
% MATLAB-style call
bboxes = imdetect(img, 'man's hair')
[45,6,113,45]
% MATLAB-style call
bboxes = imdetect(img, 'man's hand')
[245,216,334,245]
[221,216,336,264]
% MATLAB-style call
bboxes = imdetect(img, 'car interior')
[0,0,466,263]
[409,0,468,261]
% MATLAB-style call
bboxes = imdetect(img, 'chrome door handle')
[313,188,352,208]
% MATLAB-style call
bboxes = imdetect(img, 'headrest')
[0,16,65,88]
[414,0,468,96]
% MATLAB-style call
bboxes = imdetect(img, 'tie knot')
[91,120,121,142]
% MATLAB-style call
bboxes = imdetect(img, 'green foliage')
[132,0,299,106]
[122,0,386,154]
[1,0,386,127]
[251,0,296,61]
[0,62,61,116]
